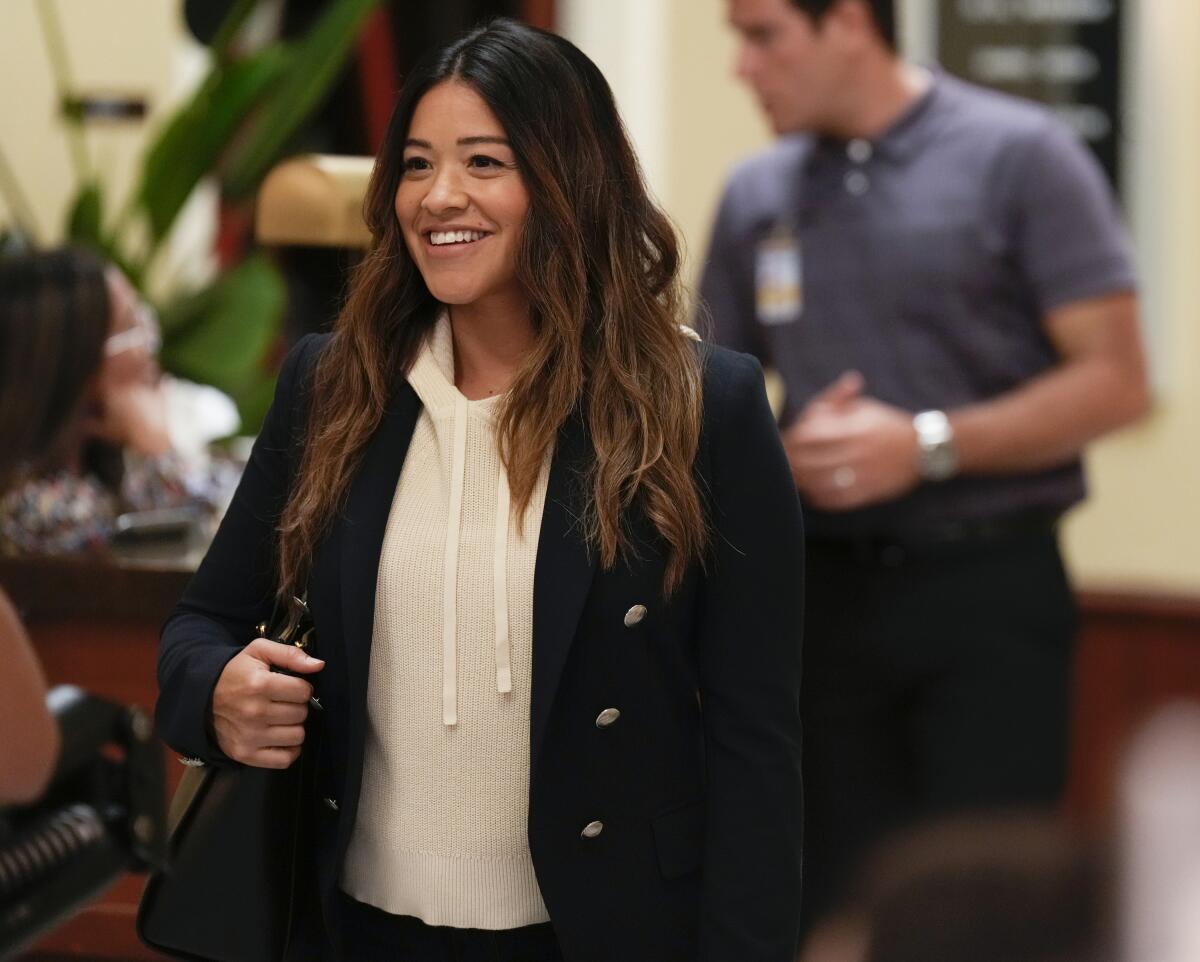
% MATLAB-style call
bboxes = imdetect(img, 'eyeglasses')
[105,299,162,357]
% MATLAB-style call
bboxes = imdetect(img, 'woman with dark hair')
[156,18,803,962]
[0,247,238,554]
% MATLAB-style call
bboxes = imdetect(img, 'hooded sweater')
[340,313,551,929]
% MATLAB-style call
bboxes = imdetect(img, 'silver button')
[847,138,873,164]
[595,708,621,728]
[324,797,339,812]
[844,170,870,196]
[580,820,604,839]
[623,604,647,627]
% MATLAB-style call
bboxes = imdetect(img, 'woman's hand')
[85,375,172,457]
[210,639,324,769]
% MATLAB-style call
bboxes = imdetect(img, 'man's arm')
[951,291,1148,472]
[785,290,1149,510]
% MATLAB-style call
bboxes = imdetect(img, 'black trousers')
[799,529,1078,934]
[338,891,562,962]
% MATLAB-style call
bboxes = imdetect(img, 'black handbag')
[136,599,321,962]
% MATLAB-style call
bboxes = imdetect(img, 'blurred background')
[0,1,1197,960]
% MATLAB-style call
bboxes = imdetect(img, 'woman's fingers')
[245,746,303,770]
[262,701,310,726]
[262,724,307,748]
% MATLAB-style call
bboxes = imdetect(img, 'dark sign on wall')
[936,0,1123,189]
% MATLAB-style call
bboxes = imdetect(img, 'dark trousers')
[338,891,562,962]
[799,530,1078,934]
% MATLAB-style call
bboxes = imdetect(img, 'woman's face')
[87,267,171,456]
[395,81,531,313]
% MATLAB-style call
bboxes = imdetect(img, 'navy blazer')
[156,333,804,962]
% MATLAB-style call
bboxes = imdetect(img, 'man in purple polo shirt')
[700,0,1150,939]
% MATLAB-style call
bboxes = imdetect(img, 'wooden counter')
[3,547,196,962]
[3,547,1198,958]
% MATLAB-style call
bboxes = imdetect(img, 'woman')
[156,18,804,962]
[0,246,236,555]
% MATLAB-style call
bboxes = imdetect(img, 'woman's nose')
[422,169,469,214]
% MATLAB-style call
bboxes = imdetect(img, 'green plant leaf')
[209,0,261,65]
[158,254,286,432]
[222,0,379,200]
[65,180,104,247]
[136,45,289,244]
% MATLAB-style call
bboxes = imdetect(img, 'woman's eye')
[468,155,503,169]
[403,157,431,172]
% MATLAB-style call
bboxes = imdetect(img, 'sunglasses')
[105,299,162,357]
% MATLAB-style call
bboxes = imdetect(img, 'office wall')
[561,0,1200,595]
[0,0,214,293]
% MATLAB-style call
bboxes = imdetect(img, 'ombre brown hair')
[278,18,707,601]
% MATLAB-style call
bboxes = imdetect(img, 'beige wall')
[0,0,213,293]
[1061,1,1200,594]
[564,0,1200,595]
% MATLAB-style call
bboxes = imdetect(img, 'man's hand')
[783,371,921,511]
[210,639,324,769]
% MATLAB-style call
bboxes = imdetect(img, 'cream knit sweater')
[340,314,551,929]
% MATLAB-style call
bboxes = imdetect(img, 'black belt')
[806,512,1060,565]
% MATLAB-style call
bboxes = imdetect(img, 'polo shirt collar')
[815,66,943,165]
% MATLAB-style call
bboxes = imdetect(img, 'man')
[699,0,1149,936]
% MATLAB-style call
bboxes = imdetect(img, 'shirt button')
[324,797,340,812]
[595,708,621,728]
[580,820,605,839]
[847,138,873,163]
[623,604,647,627]
[844,170,870,196]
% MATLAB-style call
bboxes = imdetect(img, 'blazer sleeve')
[696,351,804,962]
[155,334,324,764]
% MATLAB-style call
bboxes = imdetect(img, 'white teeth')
[430,230,486,246]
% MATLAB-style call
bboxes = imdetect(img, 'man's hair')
[789,0,896,50]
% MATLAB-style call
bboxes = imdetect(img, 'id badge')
[755,225,803,326]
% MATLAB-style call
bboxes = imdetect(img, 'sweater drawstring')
[441,392,470,726]
[440,390,514,726]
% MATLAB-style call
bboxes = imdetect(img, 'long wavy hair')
[0,248,109,490]
[278,18,707,603]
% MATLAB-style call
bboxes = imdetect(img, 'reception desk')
[2,546,1198,959]
[3,548,195,962]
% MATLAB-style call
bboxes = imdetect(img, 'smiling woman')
[156,17,804,962]
[394,81,531,352]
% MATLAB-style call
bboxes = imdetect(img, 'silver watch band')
[913,409,959,481]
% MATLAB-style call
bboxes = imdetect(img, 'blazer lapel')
[340,383,421,744]
[530,409,599,777]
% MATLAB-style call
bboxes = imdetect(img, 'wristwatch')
[913,409,959,481]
